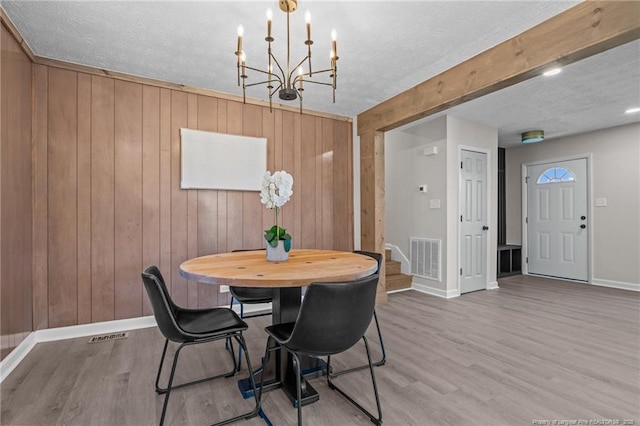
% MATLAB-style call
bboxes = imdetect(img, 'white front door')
[460,150,488,293]
[527,158,588,281]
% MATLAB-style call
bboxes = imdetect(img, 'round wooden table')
[179,249,378,288]
[179,249,379,407]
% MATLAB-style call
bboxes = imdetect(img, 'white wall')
[384,115,498,294]
[446,116,499,291]
[385,117,447,286]
[505,122,640,287]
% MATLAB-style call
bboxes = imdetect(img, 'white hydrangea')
[260,170,293,209]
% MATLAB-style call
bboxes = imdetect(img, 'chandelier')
[235,0,338,112]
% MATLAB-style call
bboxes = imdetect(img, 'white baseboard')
[1,315,157,384]
[387,287,413,295]
[591,278,639,292]
[487,281,499,290]
[36,316,157,343]
[0,332,37,383]
[412,282,460,299]
[0,302,278,384]
[385,244,411,275]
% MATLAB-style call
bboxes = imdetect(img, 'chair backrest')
[284,274,379,356]
[141,265,185,342]
[230,249,274,302]
[229,286,274,302]
[353,250,382,274]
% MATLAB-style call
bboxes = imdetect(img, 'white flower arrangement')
[260,171,293,249]
[260,170,293,209]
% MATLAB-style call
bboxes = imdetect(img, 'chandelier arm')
[270,82,284,98]
[300,80,334,87]
[245,80,277,89]
[244,64,284,84]
[288,55,310,82]
[269,54,287,84]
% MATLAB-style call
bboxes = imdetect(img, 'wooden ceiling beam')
[357,1,640,135]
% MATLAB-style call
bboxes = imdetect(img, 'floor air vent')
[410,238,441,281]
[88,332,129,343]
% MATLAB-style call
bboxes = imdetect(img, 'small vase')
[266,240,289,262]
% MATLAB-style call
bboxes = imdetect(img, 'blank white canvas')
[180,128,267,191]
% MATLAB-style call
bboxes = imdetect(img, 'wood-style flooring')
[2,275,639,425]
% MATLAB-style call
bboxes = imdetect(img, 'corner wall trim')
[0,332,37,383]
[487,281,499,290]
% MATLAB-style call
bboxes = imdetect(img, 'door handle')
[482,226,489,231]
[580,224,586,229]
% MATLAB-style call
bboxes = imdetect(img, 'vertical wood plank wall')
[32,64,353,329]
[0,24,33,359]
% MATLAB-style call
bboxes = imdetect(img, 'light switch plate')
[595,198,607,207]
[430,199,441,209]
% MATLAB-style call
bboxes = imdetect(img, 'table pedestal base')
[238,357,325,408]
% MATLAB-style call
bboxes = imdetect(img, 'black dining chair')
[330,250,387,377]
[230,249,274,320]
[228,249,274,371]
[258,274,383,425]
[141,266,260,426]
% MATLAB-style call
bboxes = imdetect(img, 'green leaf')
[265,230,276,242]
[268,238,279,247]
[284,239,291,252]
[281,233,291,240]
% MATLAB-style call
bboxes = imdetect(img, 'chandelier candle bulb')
[305,11,311,41]
[266,9,273,39]
[298,67,304,90]
[331,29,337,59]
[236,25,243,54]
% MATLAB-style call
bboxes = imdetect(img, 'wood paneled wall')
[1,24,33,360]
[32,64,353,329]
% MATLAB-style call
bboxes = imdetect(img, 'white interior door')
[527,158,588,281]
[460,150,488,293]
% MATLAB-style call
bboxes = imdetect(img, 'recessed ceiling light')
[625,107,640,114]
[543,68,562,77]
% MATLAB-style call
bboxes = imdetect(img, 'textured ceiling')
[3,1,639,147]
[404,39,640,147]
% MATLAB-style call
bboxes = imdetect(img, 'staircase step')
[385,260,401,275]
[385,249,392,260]
[386,273,412,292]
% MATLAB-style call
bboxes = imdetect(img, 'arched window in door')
[536,167,576,184]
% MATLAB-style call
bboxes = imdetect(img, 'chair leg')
[371,310,387,367]
[212,334,261,426]
[257,337,275,404]
[291,352,303,426]
[155,339,237,395]
[326,336,383,425]
[159,341,186,426]
[329,309,386,378]
[155,339,170,394]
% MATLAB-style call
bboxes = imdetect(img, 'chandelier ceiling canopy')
[235,0,338,112]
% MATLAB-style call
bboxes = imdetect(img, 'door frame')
[521,153,593,282]
[458,145,493,293]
